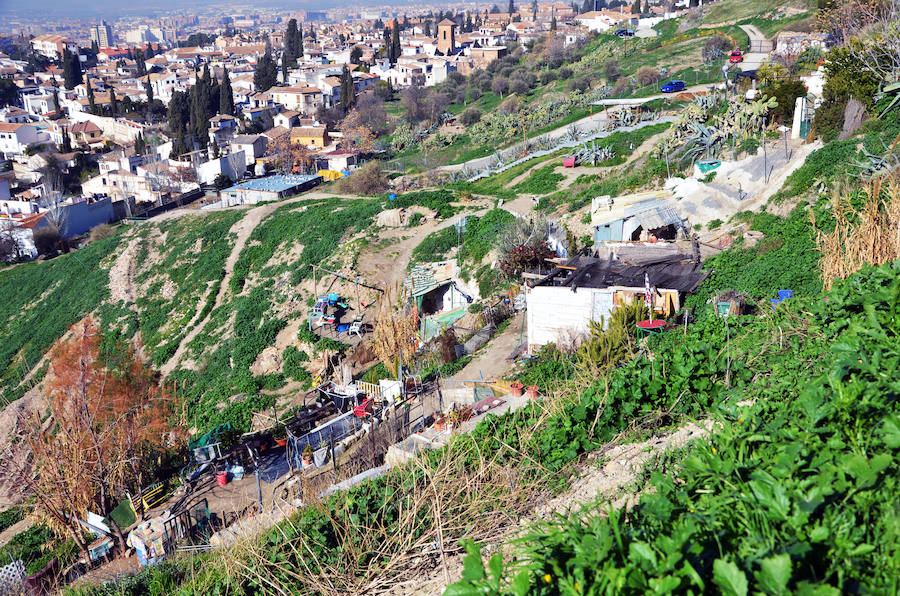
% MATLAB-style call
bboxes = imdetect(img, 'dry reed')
[813,174,900,289]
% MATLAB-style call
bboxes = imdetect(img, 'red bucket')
[216,471,228,486]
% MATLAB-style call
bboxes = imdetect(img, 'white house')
[269,86,325,115]
[23,93,59,117]
[0,123,46,158]
[230,134,267,166]
[196,151,247,185]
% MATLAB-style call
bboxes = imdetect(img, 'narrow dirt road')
[160,196,302,376]
[455,313,525,380]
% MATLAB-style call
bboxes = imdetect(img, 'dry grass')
[182,387,591,596]
[814,175,900,289]
[208,436,548,595]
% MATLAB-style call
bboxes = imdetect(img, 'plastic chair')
[349,320,363,337]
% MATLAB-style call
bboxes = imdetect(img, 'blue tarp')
[257,449,290,483]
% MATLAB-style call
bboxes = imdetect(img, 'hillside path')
[739,24,772,72]
[159,195,307,376]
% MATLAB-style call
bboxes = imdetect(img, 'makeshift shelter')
[402,261,474,340]
[525,251,707,350]
[591,193,684,243]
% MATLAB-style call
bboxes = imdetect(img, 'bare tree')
[0,224,25,262]
[820,0,900,81]
[22,318,182,555]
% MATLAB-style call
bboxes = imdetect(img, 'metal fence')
[0,560,25,596]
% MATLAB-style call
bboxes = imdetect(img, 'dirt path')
[160,197,303,376]
[0,517,30,549]
[108,237,139,308]
[357,207,491,291]
[455,313,525,380]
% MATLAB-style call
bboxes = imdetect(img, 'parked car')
[729,50,744,64]
[660,80,686,93]
[614,28,635,37]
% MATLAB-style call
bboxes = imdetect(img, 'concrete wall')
[526,285,615,350]
[196,151,247,185]
[46,197,114,238]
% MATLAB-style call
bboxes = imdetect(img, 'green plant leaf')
[713,559,748,596]
[755,553,791,595]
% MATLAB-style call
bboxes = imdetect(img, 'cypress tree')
[220,67,234,115]
[298,27,304,58]
[174,129,187,158]
[61,127,72,153]
[339,65,354,110]
[285,18,300,64]
[383,27,391,59]
[425,21,431,36]
[144,77,153,105]
[63,49,82,90]
[550,15,557,30]
[109,87,117,117]
[254,38,277,92]
[281,58,288,85]
[390,20,401,65]
[508,0,515,16]
[86,77,96,114]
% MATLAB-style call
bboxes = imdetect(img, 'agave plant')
[574,141,615,166]
[853,146,900,179]
[875,81,900,117]
[680,121,723,163]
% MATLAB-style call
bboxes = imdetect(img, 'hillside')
[3,0,900,592]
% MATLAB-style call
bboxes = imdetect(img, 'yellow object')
[317,169,344,182]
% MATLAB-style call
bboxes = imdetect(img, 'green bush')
[0,506,24,533]
[511,164,565,195]
[282,346,312,385]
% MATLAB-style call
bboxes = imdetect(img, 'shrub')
[567,76,590,92]
[702,35,732,64]
[764,79,808,123]
[33,225,62,256]
[212,172,233,190]
[635,66,661,86]
[459,107,482,126]
[88,223,115,243]
[707,218,723,230]
[604,60,621,82]
[336,161,389,195]
[510,77,530,95]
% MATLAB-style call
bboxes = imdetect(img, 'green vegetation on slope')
[132,211,242,366]
[0,233,122,405]
[454,260,900,595]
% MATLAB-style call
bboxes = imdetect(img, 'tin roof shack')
[403,260,475,341]
[525,250,707,351]
[591,192,684,244]
[220,173,322,206]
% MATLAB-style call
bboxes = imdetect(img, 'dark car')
[660,80,686,93]
[614,28,635,37]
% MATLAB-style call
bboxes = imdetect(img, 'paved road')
[738,24,772,73]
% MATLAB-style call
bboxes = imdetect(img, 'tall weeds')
[815,175,900,289]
